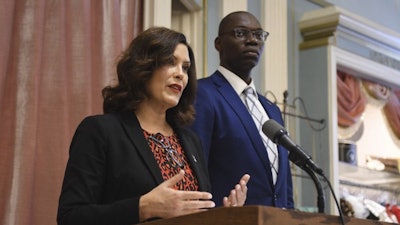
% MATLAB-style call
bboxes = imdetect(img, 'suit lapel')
[118,112,211,191]
[118,111,164,184]
[175,128,210,191]
[210,72,273,178]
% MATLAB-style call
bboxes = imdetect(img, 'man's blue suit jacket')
[190,71,294,208]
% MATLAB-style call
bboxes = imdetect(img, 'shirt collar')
[218,66,257,97]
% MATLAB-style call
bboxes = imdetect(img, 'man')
[190,11,294,208]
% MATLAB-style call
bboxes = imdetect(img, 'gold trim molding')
[298,6,400,51]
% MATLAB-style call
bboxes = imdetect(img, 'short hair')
[218,11,258,35]
[102,27,197,127]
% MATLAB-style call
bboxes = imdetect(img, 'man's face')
[215,13,265,78]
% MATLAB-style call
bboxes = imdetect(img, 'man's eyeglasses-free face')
[219,28,269,42]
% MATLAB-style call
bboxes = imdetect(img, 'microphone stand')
[289,152,325,213]
[303,165,325,213]
[321,173,346,225]
[289,152,345,224]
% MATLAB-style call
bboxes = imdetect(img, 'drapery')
[384,89,400,139]
[337,70,367,127]
[337,70,400,140]
[0,1,143,225]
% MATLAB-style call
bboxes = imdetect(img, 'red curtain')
[337,70,400,140]
[337,70,367,127]
[384,89,400,139]
[0,1,143,224]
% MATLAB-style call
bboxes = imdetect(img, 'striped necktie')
[243,87,278,184]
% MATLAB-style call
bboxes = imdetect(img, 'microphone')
[262,119,324,176]
[263,119,346,223]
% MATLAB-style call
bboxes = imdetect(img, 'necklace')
[147,132,184,169]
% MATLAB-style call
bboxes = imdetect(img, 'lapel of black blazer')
[175,127,211,192]
[117,111,211,191]
[210,71,273,178]
[118,111,164,184]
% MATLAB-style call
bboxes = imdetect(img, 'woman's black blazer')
[57,111,211,225]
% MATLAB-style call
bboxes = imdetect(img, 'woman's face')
[146,43,190,111]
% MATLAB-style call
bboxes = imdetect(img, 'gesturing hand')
[223,174,250,207]
[139,170,216,222]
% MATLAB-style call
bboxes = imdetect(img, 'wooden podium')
[139,205,395,225]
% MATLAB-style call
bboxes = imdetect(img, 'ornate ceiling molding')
[299,6,400,72]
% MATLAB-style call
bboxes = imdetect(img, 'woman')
[57,27,250,225]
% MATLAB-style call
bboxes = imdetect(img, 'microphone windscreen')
[262,119,285,142]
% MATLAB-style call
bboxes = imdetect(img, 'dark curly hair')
[102,27,197,127]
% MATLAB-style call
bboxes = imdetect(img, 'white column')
[172,10,204,78]
[144,0,172,28]
[220,0,247,16]
[262,0,288,104]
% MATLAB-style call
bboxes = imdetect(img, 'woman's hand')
[223,174,250,207]
[139,170,215,222]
